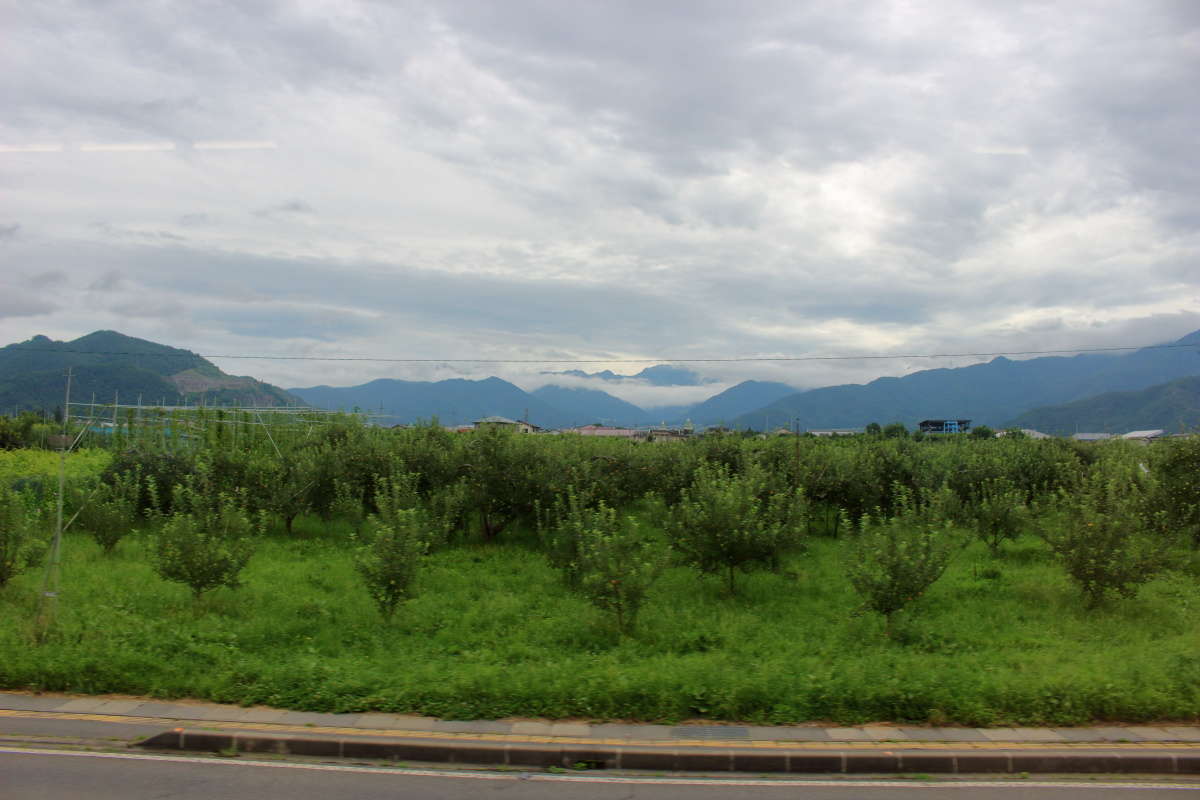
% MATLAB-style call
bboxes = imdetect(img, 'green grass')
[0,448,110,485]
[1,517,1197,726]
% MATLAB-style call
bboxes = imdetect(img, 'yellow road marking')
[0,709,1197,750]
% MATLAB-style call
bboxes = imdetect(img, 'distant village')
[407,416,1189,443]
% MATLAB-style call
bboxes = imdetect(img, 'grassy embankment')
[1,510,1197,726]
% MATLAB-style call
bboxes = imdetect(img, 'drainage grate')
[672,726,750,739]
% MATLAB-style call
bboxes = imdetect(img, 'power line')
[4,342,1197,364]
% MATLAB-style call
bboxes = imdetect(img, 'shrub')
[327,478,364,534]
[355,509,427,618]
[100,448,194,516]
[153,490,256,599]
[575,512,663,635]
[74,469,141,554]
[371,471,453,551]
[844,485,958,632]
[1154,436,1200,547]
[0,486,44,588]
[250,447,319,536]
[664,462,807,594]
[968,478,1028,557]
[1038,466,1179,608]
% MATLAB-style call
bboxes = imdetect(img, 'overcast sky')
[2,0,1198,404]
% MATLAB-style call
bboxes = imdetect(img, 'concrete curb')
[137,728,1200,775]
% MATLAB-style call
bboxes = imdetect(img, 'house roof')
[997,428,1051,439]
[474,416,522,425]
[1122,429,1165,439]
[572,425,640,437]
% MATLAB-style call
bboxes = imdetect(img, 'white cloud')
[0,0,1196,394]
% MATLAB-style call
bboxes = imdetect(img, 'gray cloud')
[253,200,315,218]
[0,1,1195,397]
[27,270,67,289]
[88,270,124,292]
[0,287,57,318]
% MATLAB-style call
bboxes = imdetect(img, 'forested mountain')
[0,331,298,411]
[687,381,797,427]
[530,385,652,426]
[1006,375,1200,435]
[289,376,576,428]
[731,330,1200,430]
[9,329,1196,432]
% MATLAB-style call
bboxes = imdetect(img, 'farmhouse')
[647,427,690,442]
[996,428,1051,439]
[473,416,536,434]
[570,424,642,439]
[918,419,971,434]
[1071,432,1112,442]
[1122,429,1165,442]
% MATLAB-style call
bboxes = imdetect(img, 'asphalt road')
[2,748,1197,800]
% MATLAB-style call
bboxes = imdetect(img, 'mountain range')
[732,330,1200,431]
[0,331,297,412]
[287,377,798,428]
[1,329,1197,433]
[1008,374,1200,435]
[540,365,710,386]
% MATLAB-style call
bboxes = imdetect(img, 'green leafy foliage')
[1038,463,1179,608]
[243,446,319,536]
[664,462,807,594]
[1153,435,1200,546]
[3,414,1200,725]
[536,486,598,587]
[575,511,663,635]
[0,485,45,588]
[74,469,142,554]
[966,478,1029,557]
[355,509,427,618]
[845,485,959,630]
[152,484,256,598]
[539,489,663,632]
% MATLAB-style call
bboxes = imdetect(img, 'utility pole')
[793,417,801,487]
[37,368,72,640]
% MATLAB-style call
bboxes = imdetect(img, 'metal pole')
[36,368,72,640]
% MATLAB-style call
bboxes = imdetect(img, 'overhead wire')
[5,342,1198,365]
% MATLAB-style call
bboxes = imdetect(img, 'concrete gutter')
[138,727,1200,775]
[4,693,1197,776]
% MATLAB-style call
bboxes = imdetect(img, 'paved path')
[4,690,1198,745]
[3,691,1198,776]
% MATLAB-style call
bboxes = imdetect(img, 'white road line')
[0,747,1196,790]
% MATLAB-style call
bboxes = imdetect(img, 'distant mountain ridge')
[9,329,1196,433]
[0,331,298,411]
[686,381,797,427]
[290,377,575,428]
[541,364,710,386]
[1006,375,1200,435]
[530,385,653,427]
[731,330,1200,430]
[291,375,801,428]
